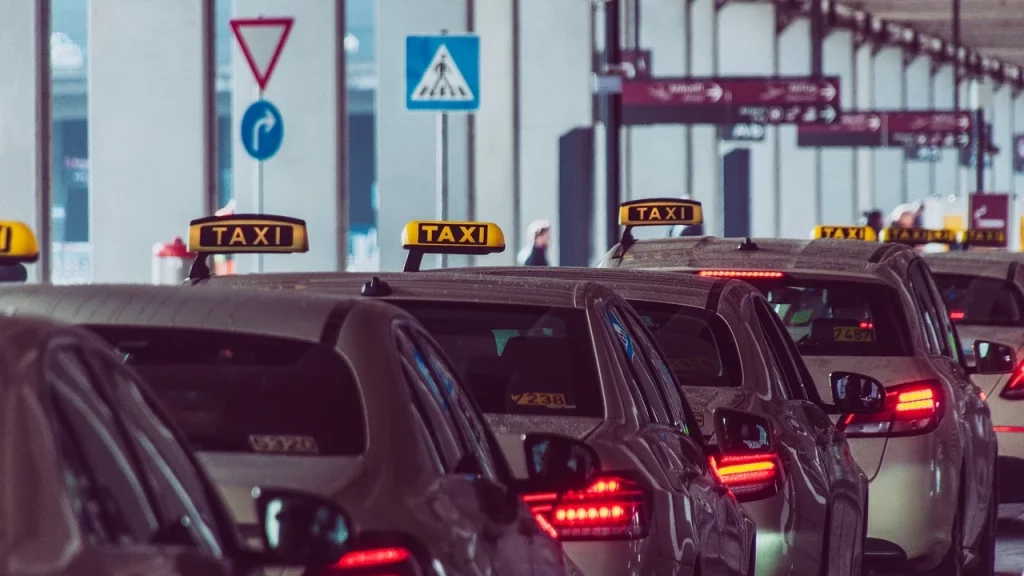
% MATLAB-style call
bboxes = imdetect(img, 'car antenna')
[186,254,212,283]
[738,237,759,251]
[360,276,392,297]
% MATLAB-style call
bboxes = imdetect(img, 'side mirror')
[974,340,1017,375]
[522,433,600,493]
[830,372,886,414]
[713,408,773,455]
[254,487,353,568]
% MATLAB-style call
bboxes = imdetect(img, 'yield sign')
[230,17,294,91]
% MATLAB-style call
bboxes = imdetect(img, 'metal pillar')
[35,0,52,282]
[603,0,622,250]
[810,0,823,77]
[952,0,961,110]
[975,108,985,193]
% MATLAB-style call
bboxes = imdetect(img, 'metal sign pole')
[436,111,450,268]
[975,108,985,194]
[255,87,265,273]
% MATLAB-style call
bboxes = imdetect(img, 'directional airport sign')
[230,17,294,92]
[406,34,480,112]
[241,100,284,161]
[798,111,972,148]
[612,76,840,126]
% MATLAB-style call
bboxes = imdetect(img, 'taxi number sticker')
[832,327,873,342]
[511,392,572,408]
[248,435,320,454]
[668,357,715,371]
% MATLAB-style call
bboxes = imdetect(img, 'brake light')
[697,270,785,279]
[949,310,965,321]
[838,380,944,437]
[708,453,783,501]
[1000,360,1024,400]
[327,546,418,575]
[523,475,648,540]
[859,321,874,329]
[995,426,1024,433]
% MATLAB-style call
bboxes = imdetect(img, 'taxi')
[0,221,358,576]
[597,205,1004,575]
[925,232,1024,504]
[190,215,761,576]
[0,218,600,576]
[451,200,888,576]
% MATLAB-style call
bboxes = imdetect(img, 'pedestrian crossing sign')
[406,34,480,112]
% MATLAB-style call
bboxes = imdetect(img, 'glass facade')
[49,0,378,282]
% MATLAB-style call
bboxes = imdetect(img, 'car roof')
[924,251,1024,281]
[608,235,907,281]
[0,283,383,343]
[204,271,604,309]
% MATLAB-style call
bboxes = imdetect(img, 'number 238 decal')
[511,392,574,409]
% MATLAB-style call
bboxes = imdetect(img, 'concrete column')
[625,0,687,242]
[90,0,213,283]
[958,79,972,195]
[820,29,855,225]
[993,83,1013,193]
[473,0,516,265]
[854,43,873,213]
[376,0,467,271]
[931,64,957,200]
[689,0,718,234]
[903,54,931,202]
[872,46,904,214]
[717,2,776,236]
[976,78,996,190]
[777,19,816,237]
[0,0,49,282]
[519,0,591,266]
[1017,94,1024,194]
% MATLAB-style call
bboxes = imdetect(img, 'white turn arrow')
[820,105,837,123]
[820,83,837,100]
[868,116,882,131]
[252,109,276,152]
[706,83,724,102]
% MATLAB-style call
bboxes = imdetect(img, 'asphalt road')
[997,505,1024,576]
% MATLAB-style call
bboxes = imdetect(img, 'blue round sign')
[240,100,284,161]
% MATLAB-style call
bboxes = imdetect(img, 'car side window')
[44,345,160,545]
[908,262,948,357]
[395,328,467,473]
[414,334,502,482]
[604,304,672,424]
[620,308,691,431]
[85,350,225,555]
[752,300,805,400]
[919,264,964,363]
[757,299,824,404]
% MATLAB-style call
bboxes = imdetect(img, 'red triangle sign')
[230,17,294,92]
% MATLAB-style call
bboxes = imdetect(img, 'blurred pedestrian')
[890,204,917,228]
[861,209,884,236]
[518,220,551,266]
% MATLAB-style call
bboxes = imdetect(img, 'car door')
[412,331,574,576]
[913,261,995,544]
[395,326,524,576]
[621,306,748,575]
[38,338,230,576]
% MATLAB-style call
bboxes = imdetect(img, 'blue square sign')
[406,34,480,112]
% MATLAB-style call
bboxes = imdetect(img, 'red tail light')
[326,546,418,575]
[859,321,874,329]
[697,270,785,279]
[708,453,783,501]
[1000,360,1024,400]
[949,310,966,321]
[523,475,649,540]
[839,380,944,437]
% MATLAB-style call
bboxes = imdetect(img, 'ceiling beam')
[876,12,1024,23]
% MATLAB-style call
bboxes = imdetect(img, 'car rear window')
[395,302,604,418]
[629,301,742,388]
[740,279,913,357]
[932,273,1024,327]
[86,326,367,456]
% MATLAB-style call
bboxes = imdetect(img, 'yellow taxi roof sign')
[401,220,505,271]
[0,221,40,264]
[960,228,1007,248]
[811,225,878,241]
[619,198,703,227]
[881,227,958,245]
[186,214,309,254]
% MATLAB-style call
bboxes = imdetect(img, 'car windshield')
[86,326,367,456]
[741,278,913,357]
[932,273,1024,327]
[395,302,604,418]
[629,301,742,388]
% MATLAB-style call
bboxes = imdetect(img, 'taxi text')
[416,223,489,246]
[198,224,295,248]
[625,203,698,224]
[817,226,873,240]
[885,227,957,244]
[963,229,1006,245]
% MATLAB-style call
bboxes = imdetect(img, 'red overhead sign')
[798,110,972,148]
[615,76,840,126]
[230,17,294,91]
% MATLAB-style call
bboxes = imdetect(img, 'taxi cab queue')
[0,199,1012,576]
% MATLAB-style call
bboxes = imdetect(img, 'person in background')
[890,204,917,228]
[518,220,551,266]
[860,209,884,236]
